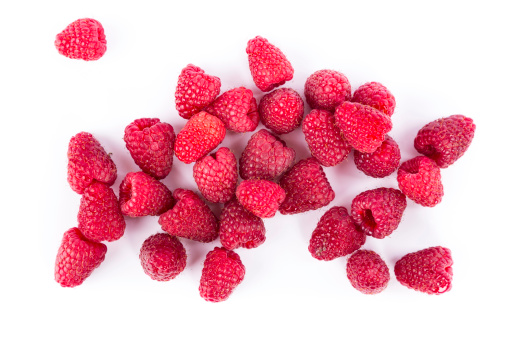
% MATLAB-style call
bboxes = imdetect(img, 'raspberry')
[308,207,366,261]
[124,118,175,180]
[304,69,351,111]
[54,227,107,287]
[199,247,246,302]
[55,18,107,61]
[139,233,187,282]
[335,101,393,153]
[351,82,396,117]
[193,147,238,204]
[278,157,335,215]
[78,182,126,242]
[174,111,226,164]
[158,189,219,243]
[354,135,401,178]
[397,156,444,207]
[246,36,294,92]
[235,179,286,218]
[239,129,296,180]
[175,64,221,119]
[346,250,390,295]
[119,172,174,217]
[414,114,476,168]
[67,132,117,194]
[258,88,304,134]
[302,109,352,167]
[394,246,453,295]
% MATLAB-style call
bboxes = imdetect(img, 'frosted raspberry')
[354,135,401,178]
[258,88,304,134]
[351,82,396,116]
[139,233,187,282]
[235,179,286,218]
[55,18,107,61]
[346,250,390,295]
[304,69,351,111]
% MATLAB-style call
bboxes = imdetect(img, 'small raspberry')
[351,82,396,116]
[354,135,401,178]
[304,69,351,111]
[139,233,187,282]
[346,250,390,295]
[55,18,107,61]
[258,88,304,134]
[235,179,286,218]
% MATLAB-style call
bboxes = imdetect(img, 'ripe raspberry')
[55,227,107,287]
[239,129,296,180]
[414,114,476,168]
[278,157,335,215]
[394,246,453,295]
[124,118,175,180]
[246,36,294,92]
[67,132,117,194]
[55,18,107,61]
[175,64,221,119]
[354,135,401,178]
[258,88,304,134]
[397,156,444,207]
[199,247,246,302]
[308,207,366,261]
[351,82,396,117]
[302,109,352,167]
[304,69,351,111]
[158,189,219,243]
[346,250,390,295]
[119,172,174,217]
[174,111,226,164]
[139,233,187,282]
[193,147,238,204]
[235,179,286,218]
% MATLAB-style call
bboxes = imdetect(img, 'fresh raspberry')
[246,36,294,92]
[278,157,335,215]
[414,114,476,168]
[158,189,219,243]
[258,88,304,134]
[302,109,352,167]
[78,182,126,242]
[351,82,396,117]
[235,179,286,218]
[397,156,444,207]
[335,101,393,153]
[193,147,238,204]
[67,132,117,194]
[354,135,401,178]
[54,227,107,287]
[55,18,107,61]
[199,247,246,302]
[239,129,296,180]
[124,118,175,180]
[175,64,221,119]
[119,172,174,217]
[139,233,187,282]
[304,69,351,111]
[219,197,266,250]
[174,111,226,164]
[394,246,453,295]
[308,207,366,261]
[350,188,407,239]
[346,250,390,295]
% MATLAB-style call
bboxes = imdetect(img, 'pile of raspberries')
[54,18,475,300]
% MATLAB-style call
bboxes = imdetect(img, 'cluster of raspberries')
[54,18,475,300]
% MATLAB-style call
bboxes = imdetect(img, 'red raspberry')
[346,250,390,295]
[397,156,444,207]
[55,18,107,61]
[302,109,352,167]
[350,188,407,239]
[119,172,174,217]
[78,182,126,242]
[67,132,117,194]
[354,135,401,178]
[54,227,107,287]
[199,247,246,302]
[124,118,175,180]
[394,246,453,295]
[351,82,396,117]
[308,207,366,261]
[304,69,351,111]
[175,64,221,119]
[246,36,294,92]
[258,88,304,134]
[158,189,219,243]
[139,233,187,282]
[235,179,286,218]
[335,101,393,153]
[193,147,238,204]
[174,111,226,164]
[414,114,476,168]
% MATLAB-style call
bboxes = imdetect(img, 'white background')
[1,0,505,337]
